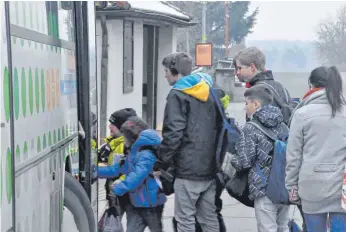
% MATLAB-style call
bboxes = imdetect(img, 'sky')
[247,1,345,41]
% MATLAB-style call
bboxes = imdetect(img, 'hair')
[162,52,192,76]
[120,116,149,144]
[235,47,266,71]
[309,66,345,116]
[244,85,273,106]
[232,54,238,69]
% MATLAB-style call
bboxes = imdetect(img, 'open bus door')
[74,0,100,227]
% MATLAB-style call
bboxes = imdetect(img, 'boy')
[231,85,290,232]
[98,116,166,232]
[98,108,137,217]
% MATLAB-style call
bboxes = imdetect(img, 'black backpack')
[257,81,296,125]
[140,146,175,196]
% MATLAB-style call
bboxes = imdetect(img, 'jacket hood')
[288,89,328,127]
[249,70,274,86]
[293,89,327,113]
[301,89,327,106]
[172,72,213,102]
[253,104,283,128]
[131,129,162,151]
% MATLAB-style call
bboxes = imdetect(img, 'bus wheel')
[64,171,96,232]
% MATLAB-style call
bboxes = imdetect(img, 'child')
[98,116,166,232]
[98,108,137,218]
[231,85,290,232]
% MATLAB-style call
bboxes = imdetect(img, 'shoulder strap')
[257,82,286,109]
[195,73,227,120]
[248,119,278,141]
[210,88,227,120]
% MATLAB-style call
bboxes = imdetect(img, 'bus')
[1,1,100,231]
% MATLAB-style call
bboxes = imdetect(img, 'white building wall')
[96,19,144,136]
[156,25,177,130]
[96,18,178,134]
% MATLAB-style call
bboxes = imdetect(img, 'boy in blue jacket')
[98,116,166,232]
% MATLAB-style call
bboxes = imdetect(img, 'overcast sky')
[247,1,345,41]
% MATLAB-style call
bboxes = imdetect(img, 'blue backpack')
[210,88,241,178]
[210,89,256,208]
[248,119,290,205]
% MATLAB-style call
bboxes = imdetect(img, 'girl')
[286,66,346,232]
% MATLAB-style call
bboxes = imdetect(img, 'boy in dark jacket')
[159,52,221,232]
[231,85,290,232]
[98,116,166,232]
[233,47,297,124]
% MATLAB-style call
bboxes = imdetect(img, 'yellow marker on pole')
[202,35,207,43]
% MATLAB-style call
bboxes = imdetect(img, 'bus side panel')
[8,2,78,231]
[1,2,14,231]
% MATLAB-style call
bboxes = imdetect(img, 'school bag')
[248,118,290,205]
[257,81,296,125]
[210,88,254,208]
[142,145,175,196]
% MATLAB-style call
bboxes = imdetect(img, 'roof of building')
[96,1,196,27]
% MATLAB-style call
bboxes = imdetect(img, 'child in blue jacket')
[98,116,166,232]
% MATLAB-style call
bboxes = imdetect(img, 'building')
[95,1,195,137]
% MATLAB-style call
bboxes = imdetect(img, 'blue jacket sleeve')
[113,150,156,196]
[98,163,121,178]
[98,156,130,178]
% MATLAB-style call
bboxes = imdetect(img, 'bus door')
[74,1,99,224]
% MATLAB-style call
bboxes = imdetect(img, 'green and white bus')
[1,1,101,231]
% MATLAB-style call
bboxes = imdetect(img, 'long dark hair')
[309,66,346,116]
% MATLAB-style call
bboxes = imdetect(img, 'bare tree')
[315,5,346,71]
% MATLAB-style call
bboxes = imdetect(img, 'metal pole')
[186,27,190,55]
[225,1,229,57]
[202,1,207,43]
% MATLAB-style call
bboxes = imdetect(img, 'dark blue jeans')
[304,213,346,232]
[126,204,164,232]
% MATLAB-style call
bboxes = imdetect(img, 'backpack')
[210,88,241,181]
[257,81,296,125]
[248,119,290,205]
[210,88,254,208]
[141,145,175,196]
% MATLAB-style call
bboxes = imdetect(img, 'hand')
[289,185,301,204]
[109,179,122,192]
[98,143,112,161]
[114,179,122,185]
[153,171,162,178]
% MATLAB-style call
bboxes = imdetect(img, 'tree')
[167,1,258,60]
[314,5,346,71]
